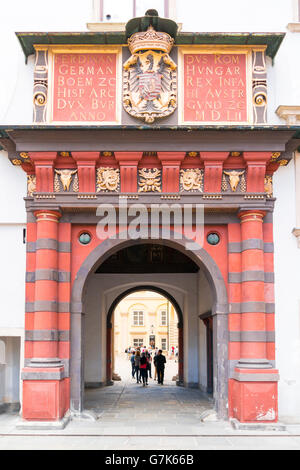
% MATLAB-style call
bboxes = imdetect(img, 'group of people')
[129,347,166,386]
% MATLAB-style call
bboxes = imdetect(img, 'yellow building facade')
[113,291,178,355]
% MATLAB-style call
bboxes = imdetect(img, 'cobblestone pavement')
[0,354,300,450]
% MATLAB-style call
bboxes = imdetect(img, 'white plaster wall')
[273,161,300,422]
[0,225,26,329]
[0,0,93,124]
[0,151,26,223]
[83,272,208,386]
[0,151,26,329]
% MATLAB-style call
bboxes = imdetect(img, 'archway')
[106,285,184,386]
[70,236,228,419]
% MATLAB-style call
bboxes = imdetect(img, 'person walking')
[139,352,149,387]
[134,350,141,383]
[130,351,136,379]
[153,348,158,380]
[146,349,152,379]
[154,349,166,385]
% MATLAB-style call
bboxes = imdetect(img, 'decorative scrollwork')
[252,50,267,124]
[253,92,267,107]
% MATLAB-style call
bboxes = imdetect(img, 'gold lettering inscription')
[184,53,247,123]
[53,53,117,122]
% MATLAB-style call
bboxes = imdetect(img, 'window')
[161,338,167,350]
[133,310,144,326]
[97,0,170,22]
[133,338,144,348]
[160,310,167,326]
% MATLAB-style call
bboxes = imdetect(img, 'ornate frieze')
[180,169,203,192]
[123,25,177,123]
[222,170,246,193]
[96,168,120,192]
[54,169,78,192]
[138,168,162,192]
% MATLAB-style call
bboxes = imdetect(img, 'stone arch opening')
[71,236,228,419]
[106,285,183,386]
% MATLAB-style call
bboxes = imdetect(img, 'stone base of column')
[230,418,286,431]
[16,412,71,430]
[229,368,279,423]
[21,367,69,421]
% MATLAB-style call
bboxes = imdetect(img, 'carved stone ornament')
[123,25,177,123]
[33,49,48,123]
[264,175,273,198]
[27,175,36,197]
[138,168,161,192]
[222,170,246,192]
[54,169,77,192]
[96,168,120,192]
[252,50,267,124]
[180,169,203,192]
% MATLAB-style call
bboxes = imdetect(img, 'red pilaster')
[157,152,185,192]
[29,152,57,192]
[244,152,271,192]
[201,152,229,192]
[72,152,99,192]
[115,152,143,192]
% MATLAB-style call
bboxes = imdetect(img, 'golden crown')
[127,25,174,54]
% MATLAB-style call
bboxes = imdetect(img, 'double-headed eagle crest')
[123,25,177,123]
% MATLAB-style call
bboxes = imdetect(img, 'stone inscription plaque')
[183,53,248,123]
[52,53,117,122]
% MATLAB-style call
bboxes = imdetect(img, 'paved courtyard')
[0,354,300,450]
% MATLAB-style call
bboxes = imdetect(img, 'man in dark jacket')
[154,349,166,385]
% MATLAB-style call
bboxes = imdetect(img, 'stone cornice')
[1,127,298,155]
[276,105,300,125]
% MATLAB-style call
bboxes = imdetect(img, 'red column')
[22,210,69,422]
[229,210,279,423]
[115,152,143,192]
[157,152,185,192]
[31,211,61,364]
[201,152,229,192]
[72,152,99,192]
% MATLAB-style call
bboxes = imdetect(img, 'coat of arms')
[123,25,177,123]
